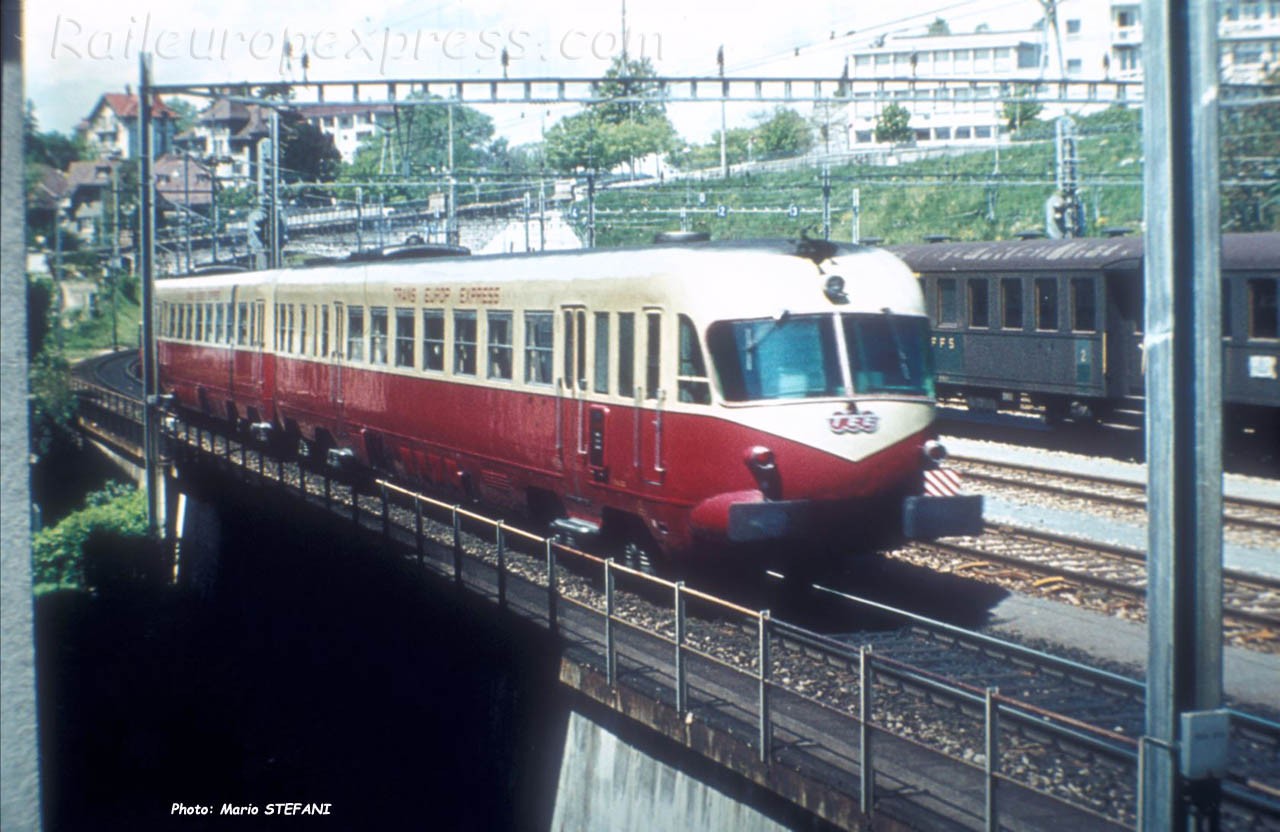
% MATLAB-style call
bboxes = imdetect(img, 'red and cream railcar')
[156,241,981,562]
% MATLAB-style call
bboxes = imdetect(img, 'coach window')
[347,306,365,361]
[968,279,989,328]
[237,302,249,345]
[299,306,309,354]
[198,304,207,343]
[1001,278,1023,329]
[288,305,298,353]
[937,278,958,326]
[524,311,553,384]
[1071,277,1096,332]
[394,308,415,368]
[1248,277,1278,339]
[454,310,477,375]
[256,300,265,347]
[320,305,330,356]
[423,309,445,371]
[677,315,711,404]
[370,307,389,364]
[645,311,662,400]
[618,312,636,397]
[213,304,224,344]
[1035,278,1058,331]
[487,311,513,380]
[593,312,610,394]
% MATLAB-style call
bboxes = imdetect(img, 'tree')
[1002,85,1045,134]
[755,107,814,159]
[874,103,914,144]
[1221,67,1280,231]
[280,112,342,184]
[543,55,677,175]
[928,17,951,36]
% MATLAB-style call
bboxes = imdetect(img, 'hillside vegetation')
[587,107,1149,247]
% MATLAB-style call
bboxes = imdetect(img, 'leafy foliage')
[754,108,814,159]
[1003,85,1045,134]
[544,56,677,174]
[32,482,147,594]
[280,112,342,184]
[28,348,76,459]
[874,104,914,144]
[1221,68,1280,231]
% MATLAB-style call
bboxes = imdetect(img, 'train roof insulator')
[824,275,849,305]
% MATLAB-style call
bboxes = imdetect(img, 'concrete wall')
[552,711,789,832]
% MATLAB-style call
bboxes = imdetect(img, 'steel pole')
[139,53,161,540]
[1140,2,1224,829]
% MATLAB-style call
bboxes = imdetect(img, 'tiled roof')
[100,92,176,119]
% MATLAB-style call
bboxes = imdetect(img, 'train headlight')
[823,275,849,304]
[922,440,948,465]
[745,446,781,500]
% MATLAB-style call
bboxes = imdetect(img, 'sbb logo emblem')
[828,410,880,435]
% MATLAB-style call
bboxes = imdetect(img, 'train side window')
[1035,278,1058,331]
[1248,277,1278,339]
[423,309,445,371]
[524,311,553,385]
[618,312,636,397]
[937,278,958,326]
[1001,278,1023,329]
[968,279,989,328]
[593,312,610,394]
[237,302,248,345]
[454,310,477,375]
[395,307,416,368]
[255,300,265,347]
[487,311,513,380]
[645,311,662,400]
[1071,277,1096,332]
[320,305,330,357]
[347,306,365,361]
[677,314,711,404]
[299,306,309,354]
[370,307,389,365]
[288,305,297,353]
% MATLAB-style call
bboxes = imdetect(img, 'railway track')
[951,455,1280,545]
[892,523,1280,653]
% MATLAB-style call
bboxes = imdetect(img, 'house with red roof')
[76,88,176,160]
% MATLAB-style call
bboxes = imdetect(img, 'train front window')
[708,314,844,402]
[843,314,934,398]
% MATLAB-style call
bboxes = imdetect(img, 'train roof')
[888,232,1280,273]
[156,238,926,320]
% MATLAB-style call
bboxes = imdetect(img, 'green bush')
[32,482,147,594]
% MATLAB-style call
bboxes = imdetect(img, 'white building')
[292,103,398,164]
[842,0,1279,148]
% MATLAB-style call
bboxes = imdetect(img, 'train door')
[1103,268,1143,397]
[331,301,346,436]
[558,305,589,499]
[638,307,666,486]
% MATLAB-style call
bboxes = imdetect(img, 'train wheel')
[621,540,657,575]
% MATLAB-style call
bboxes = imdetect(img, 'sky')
[23,0,1048,145]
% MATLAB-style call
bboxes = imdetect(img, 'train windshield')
[708,314,846,401]
[842,314,935,398]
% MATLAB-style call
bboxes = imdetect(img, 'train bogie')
[156,240,983,563]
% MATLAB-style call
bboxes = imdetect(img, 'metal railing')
[98,406,1280,829]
